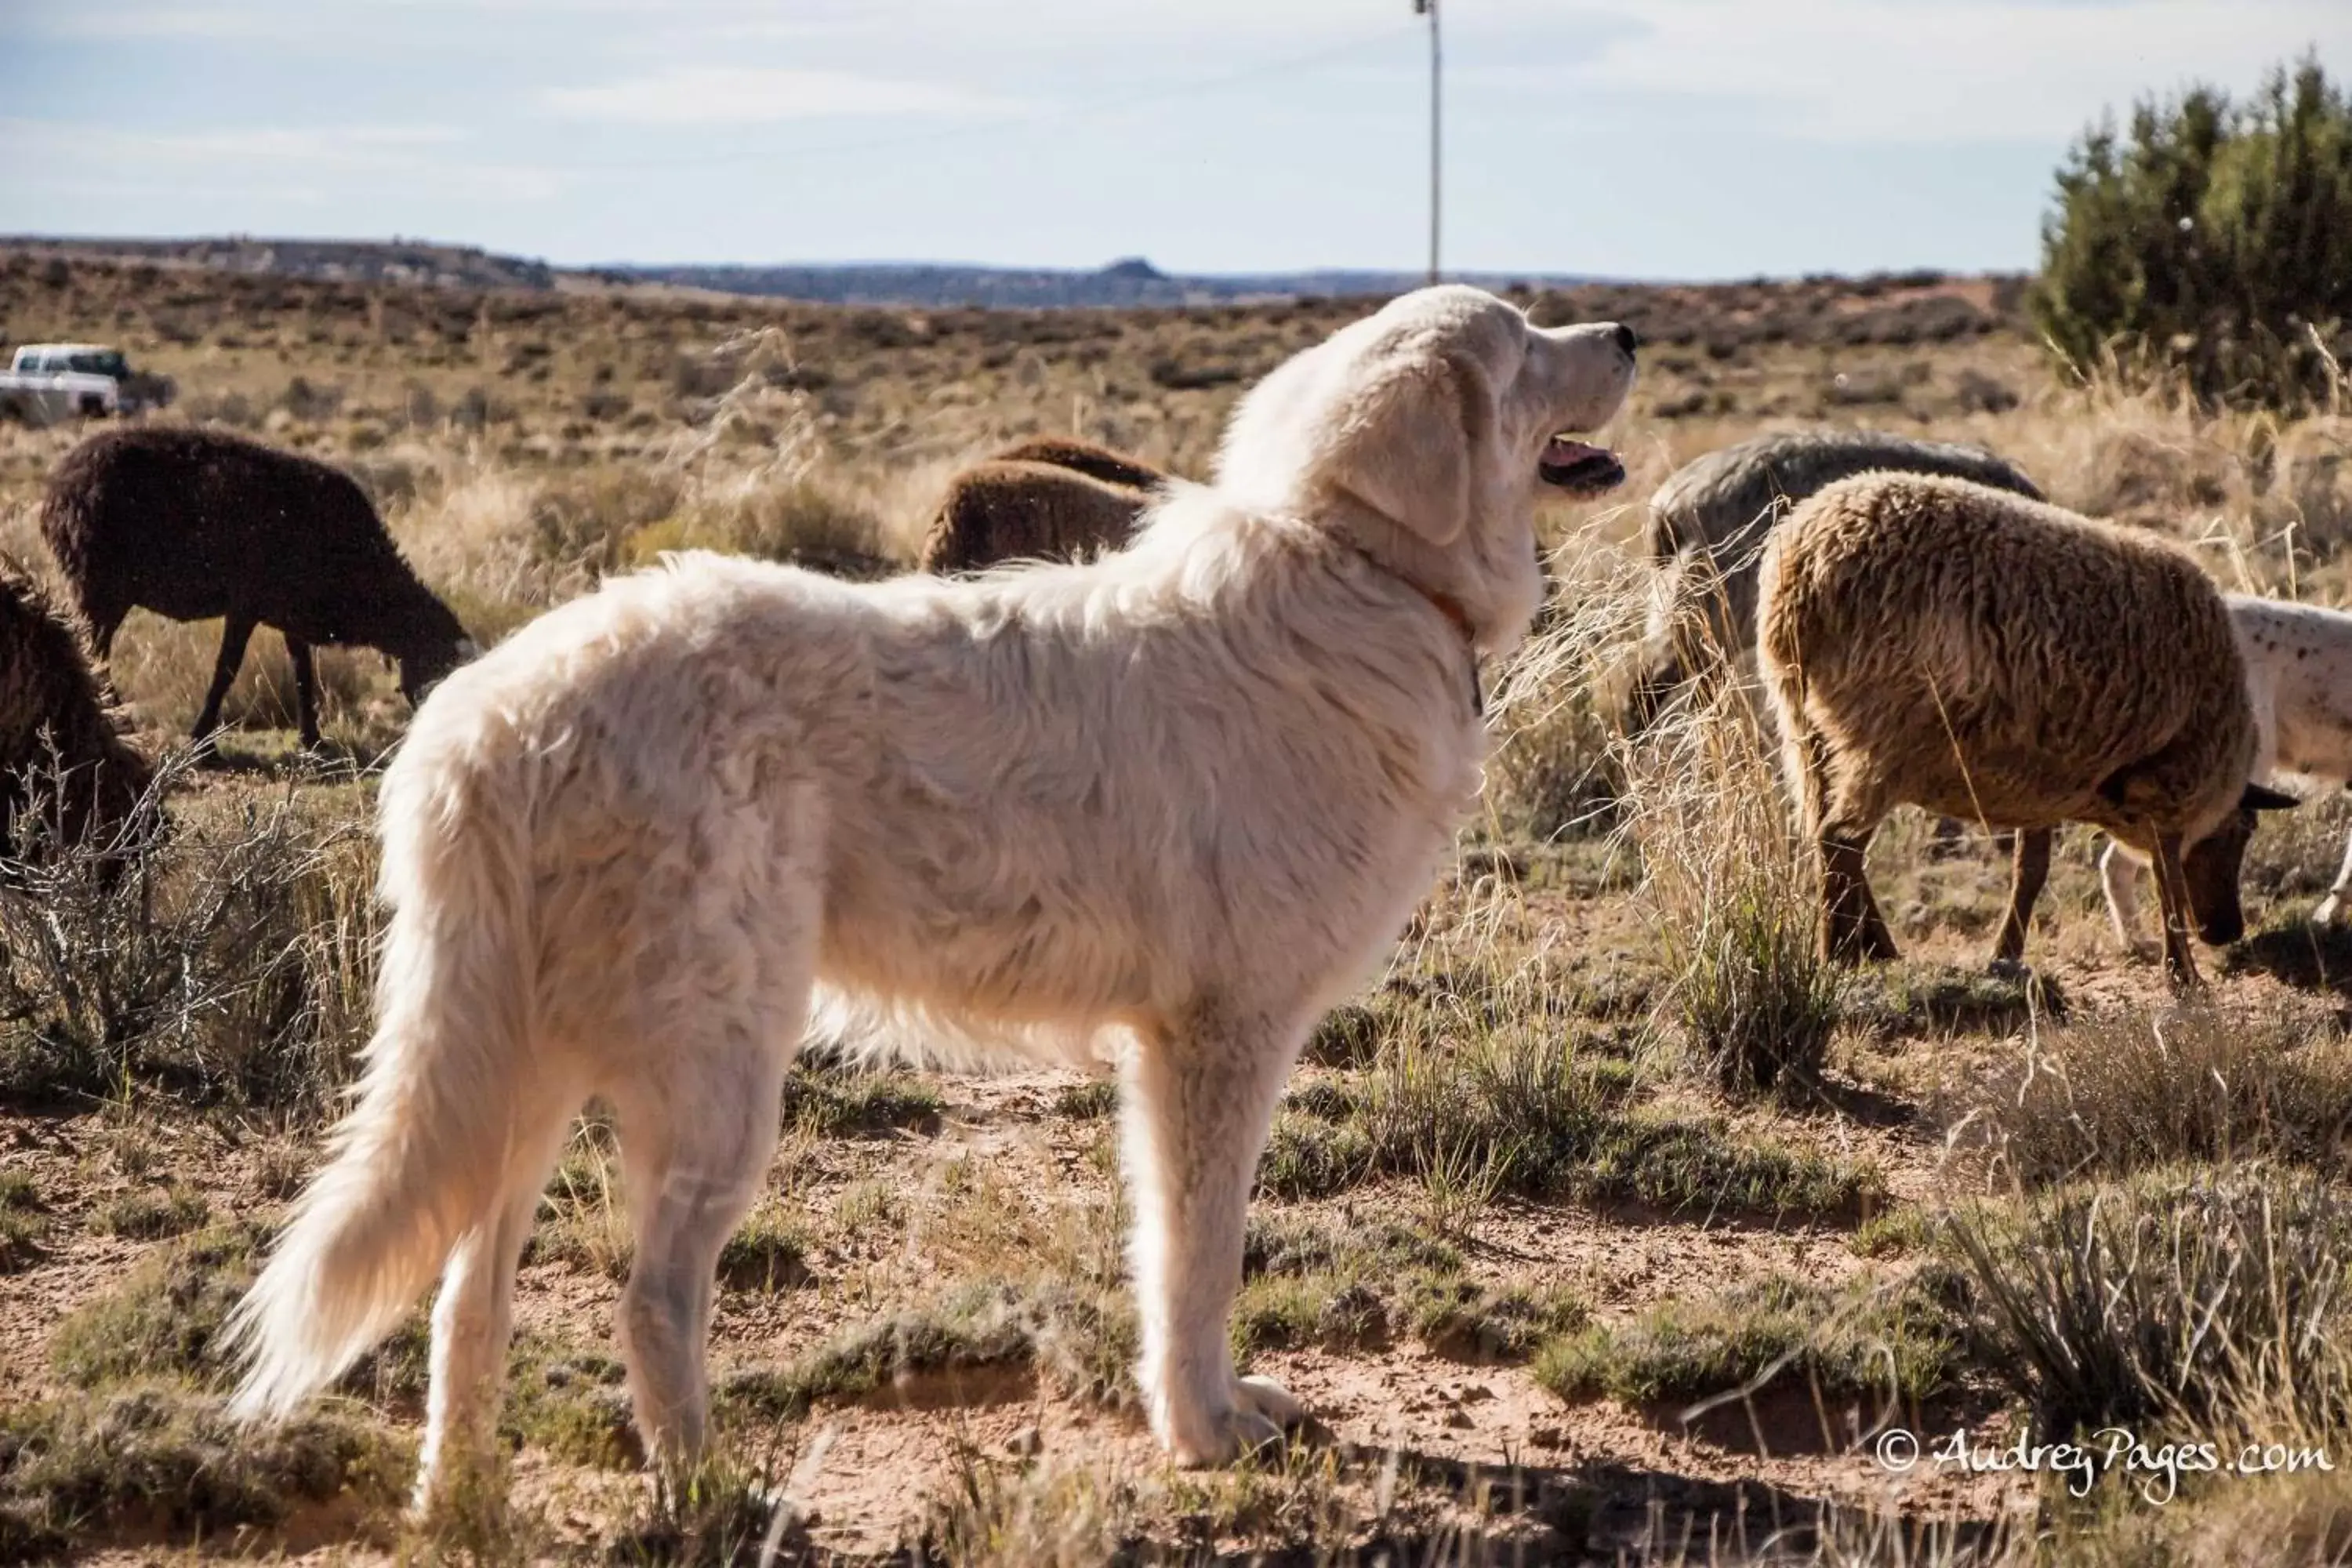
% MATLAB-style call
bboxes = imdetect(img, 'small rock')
[1446,1410,1475,1429]
[1005,1425,1043,1457]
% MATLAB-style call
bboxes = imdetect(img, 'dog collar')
[1348,546,1483,716]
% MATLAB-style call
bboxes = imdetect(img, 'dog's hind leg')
[612,1018,796,1478]
[414,1084,578,1514]
[1121,1003,1311,1465]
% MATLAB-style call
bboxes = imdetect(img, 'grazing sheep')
[1758,472,2294,986]
[1627,430,2042,731]
[2103,594,2352,938]
[0,560,152,865]
[40,426,475,750]
[916,437,1170,574]
[989,435,1171,493]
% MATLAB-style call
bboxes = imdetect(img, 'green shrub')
[2032,54,2352,409]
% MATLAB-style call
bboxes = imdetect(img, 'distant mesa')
[0,234,1608,310]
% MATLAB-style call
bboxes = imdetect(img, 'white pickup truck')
[0,343,176,426]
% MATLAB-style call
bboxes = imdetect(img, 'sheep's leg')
[1795,731,1898,965]
[1820,827,1898,964]
[2149,830,2204,989]
[192,612,257,746]
[2315,826,2352,925]
[2100,837,2158,953]
[285,636,321,750]
[1806,742,1900,964]
[1991,826,2053,970]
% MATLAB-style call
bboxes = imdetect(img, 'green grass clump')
[94,1184,211,1241]
[784,1064,945,1137]
[52,1222,264,1389]
[1259,1026,1878,1221]
[1842,959,2061,1041]
[503,1334,639,1469]
[0,1385,405,1555]
[1403,1276,1589,1363]
[0,1171,42,1274]
[1050,1079,1120,1120]
[1622,691,1842,1096]
[720,1276,1135,1425]
[1534,1269,1963,1409]
[1229,1212,1584,1363]
[714,1201,812,1294]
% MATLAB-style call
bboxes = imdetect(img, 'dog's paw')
[1236,1374,1304,1428]
[1165,1377,1307,1466]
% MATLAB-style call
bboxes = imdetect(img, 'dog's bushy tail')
[227,722,539,1421]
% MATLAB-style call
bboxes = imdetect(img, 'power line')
[1414,0,1439,284]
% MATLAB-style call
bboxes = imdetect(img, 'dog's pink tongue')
[1544,436,1608,465]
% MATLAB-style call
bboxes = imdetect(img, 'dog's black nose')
[1613,323,1639,358]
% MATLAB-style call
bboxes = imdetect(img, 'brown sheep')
[916,437,1169,575]
[0,560,153,868]
[1757,473,2295,987]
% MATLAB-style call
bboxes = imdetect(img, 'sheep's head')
[399,635,479,711]
[2180,781,2301,946]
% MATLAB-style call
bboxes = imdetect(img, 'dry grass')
[12,252,2352,1560]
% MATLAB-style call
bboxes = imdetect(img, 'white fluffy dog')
[226,285,1637,1505]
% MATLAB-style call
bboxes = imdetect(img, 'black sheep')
[40,426,474,750]
[0,559,154,866]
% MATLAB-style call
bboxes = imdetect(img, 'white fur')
[2105,593,2352,940]
[223,285,1635,1506]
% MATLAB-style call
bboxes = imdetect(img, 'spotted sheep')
[2103,594,2352,942]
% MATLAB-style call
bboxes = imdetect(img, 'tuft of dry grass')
[1948,1164,2352,1436]
[1950,1006,2352,1185]
[1617,681,1842,1097]
[0,754,378,1116]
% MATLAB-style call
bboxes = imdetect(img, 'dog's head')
[1214,284,1636,650]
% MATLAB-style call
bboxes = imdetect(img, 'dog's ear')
[1317,350,1497,547]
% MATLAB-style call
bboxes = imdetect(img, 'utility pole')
[1415,0,1440,284]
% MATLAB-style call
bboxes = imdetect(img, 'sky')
[2,1,2347,280]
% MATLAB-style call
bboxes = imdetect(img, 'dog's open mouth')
[1538,435,1626,496]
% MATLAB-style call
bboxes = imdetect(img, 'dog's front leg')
[1119,1006,1308,1465]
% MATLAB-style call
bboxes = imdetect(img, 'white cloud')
[540,67,1022,124]
[0,118,563,202]
[1553,0,2352,143]
[13,5,283,40]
